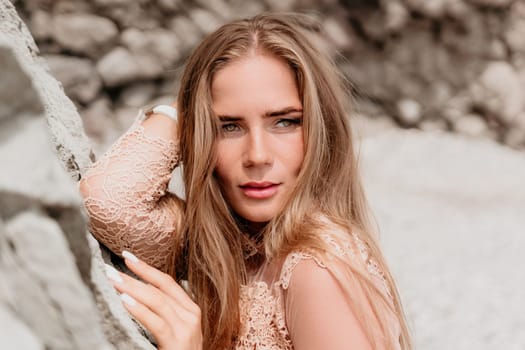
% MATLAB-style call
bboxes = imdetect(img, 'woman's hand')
[105,251,202,350]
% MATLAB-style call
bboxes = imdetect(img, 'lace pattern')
[236,281,293,350]
[79,112,181,271]
[235,230,394,349]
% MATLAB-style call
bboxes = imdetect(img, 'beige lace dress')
[79,112,401,349]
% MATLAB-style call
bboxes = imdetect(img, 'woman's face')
[212,53,305,227]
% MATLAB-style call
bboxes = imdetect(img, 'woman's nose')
[243,129,273,168]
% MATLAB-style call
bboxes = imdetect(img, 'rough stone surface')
[0,1,157,349]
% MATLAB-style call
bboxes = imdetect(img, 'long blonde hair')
[173,12,411,349]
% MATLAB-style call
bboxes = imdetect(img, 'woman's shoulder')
[278,217,393,301]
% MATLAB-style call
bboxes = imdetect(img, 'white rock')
[118,82,157,108]
[157,0,181,12]
[504,17,525,53]
[384,1,409,32]
[168,16,203,51]
[466,0,513,7]
[194,0,232,19]
[420,118,448,132]
[51,14,118,58]
[453,113,489,137]
[265,0,297,11]
[29,10,52,40]
[405,0,447,18]
[96,47,142,87]
[44,54,102,104]
[80,97,114,143]
[121,28,182,69]
[323,18,352,51]
[471,61,524,124]
[397,98,423,125]
[189,7,224,34]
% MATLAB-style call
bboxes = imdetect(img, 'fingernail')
[120,293,137,307]
[104,263,123,283]
[122,250,139,263]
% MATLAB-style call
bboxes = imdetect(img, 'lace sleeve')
[78,112,182,272]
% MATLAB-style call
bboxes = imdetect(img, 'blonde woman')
[79,13,411,350]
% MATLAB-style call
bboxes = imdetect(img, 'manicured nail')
[104,263,123,283]
[122,250,139,263]
[120,293,137,307]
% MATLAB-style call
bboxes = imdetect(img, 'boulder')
[0,1,157,348]
[51,13,118,59]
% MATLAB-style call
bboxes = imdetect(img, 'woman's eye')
[275,117,302,128]
[222,123,240,133]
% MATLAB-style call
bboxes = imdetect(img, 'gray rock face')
[0,1,156,349]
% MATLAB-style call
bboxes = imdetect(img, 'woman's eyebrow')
[265,107,303,117]
[218,116,242,121]
[217,107,303,120]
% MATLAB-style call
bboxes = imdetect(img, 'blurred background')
[4,0,525,349]
[10,0,525,154]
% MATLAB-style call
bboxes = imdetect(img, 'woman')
[79,12,411,350]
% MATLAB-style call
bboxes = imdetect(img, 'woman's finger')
[106,263,188,326]
[119,292,175,346]
[122,250,198,312]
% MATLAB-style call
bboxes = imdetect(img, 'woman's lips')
[240,182,280,199]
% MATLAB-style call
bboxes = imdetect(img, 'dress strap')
[278,251,325,290]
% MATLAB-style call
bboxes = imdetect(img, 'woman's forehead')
[211,54,301,116]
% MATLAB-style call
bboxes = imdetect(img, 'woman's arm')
[79,111,183,272]
[284,258,373,350]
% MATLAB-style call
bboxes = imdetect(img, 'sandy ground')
[357,119,525,349]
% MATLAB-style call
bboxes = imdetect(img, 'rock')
[470,61,524,124]
[265,0,297,11]
[420,118,448,132]
[29,10,52,41]
[96,47,143,87]
[0,47,43,122]
[168,16,204,51]
[1,0,93,179]
[121,28,182,69]
[157,0,181,12]
[397,98,423,126]
[452,113,490,137]
[0,305,44,350]
[118,82,157,108]
[503,124,525,148]
[2,212,111,350]
[466,0,513,7]
[323,17,353,51]
[51,14,118,59]
[189,7,224,35]
[383,1,409,32]
[44,54,102,104]
[504,17,525,54]
[0,2,158,348]
[405,0,448,18]
[80,96,114,143]
[194,0,232,19]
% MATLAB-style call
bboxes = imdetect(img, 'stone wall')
[10,0,525,153]
[2,1,525,349]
